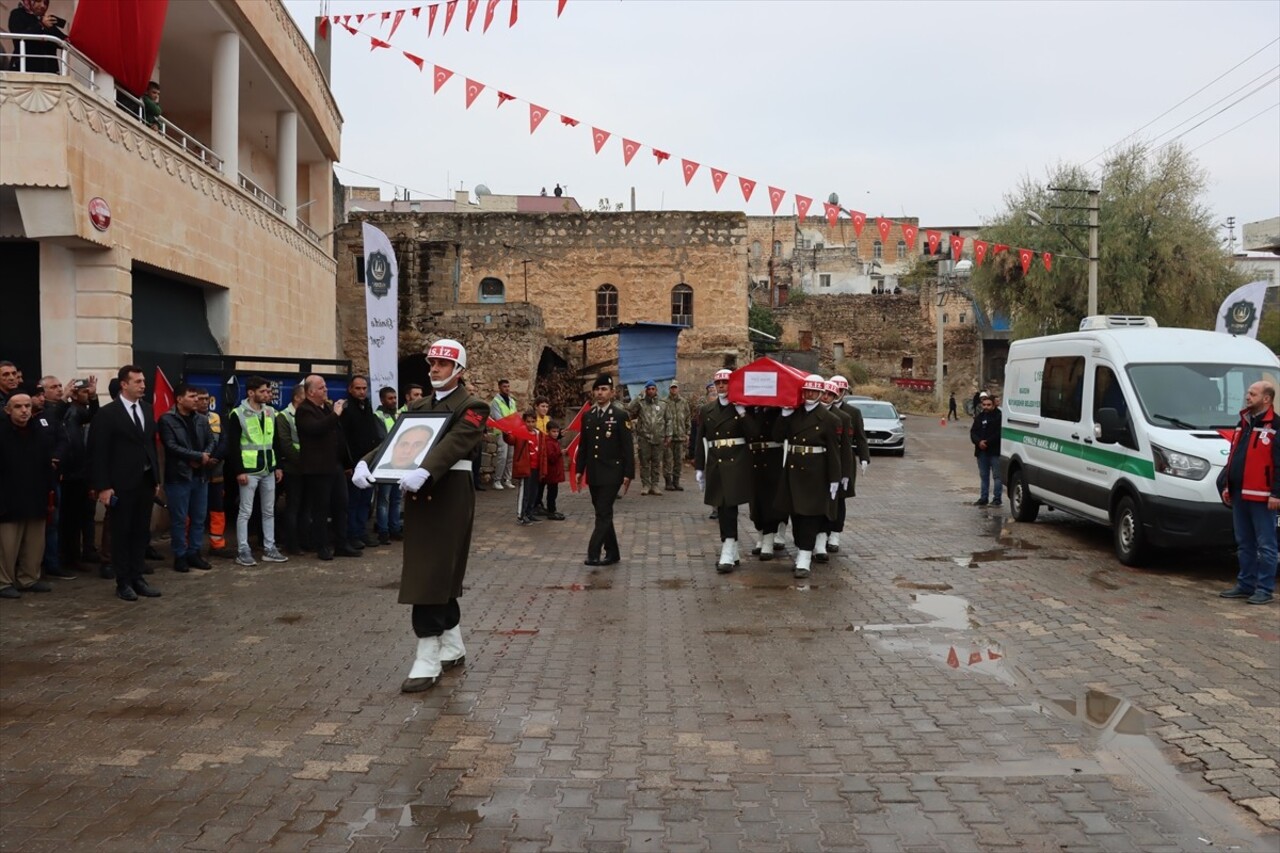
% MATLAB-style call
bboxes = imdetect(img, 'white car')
[848,400,906,456]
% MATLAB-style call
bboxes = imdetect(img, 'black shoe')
[400,675,439,693]
[972,499,989,506]
[99,564,116,580]
[116,585,138,602]
[209,547,237,560]
[318,548,334,561]
[349,539,365,551]
[173,556,190,573]
[45,566,77,579]
[584,557,602,566]
[990,500,1002,507]
[21,581,52,592]
[474,484,487,491]
[813,552,829,563]
[187,554,212,570]
[390,531,404,541]
[0,585,20,599]
[600,555,620,566]
[549,512,566,521]
[773,542,784,551]
[1219,586,1254,599]
[82,548,103,564]
[132,579,161,597]
[334,546,362,557]
[378,533,391,546]
[145,546,163,560]
[362,534,379,548]
[709,510,718,519]
[442,655,465,672]
[673,484,684,491]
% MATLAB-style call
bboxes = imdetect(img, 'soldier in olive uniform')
[351,339,488,693]
[695,369,760,572]
[831,375,870,553]
[576,374,634,566]
[773,374,842,579]
[746,406,786,560]
[663,381,692,491]
[628,380,670,496]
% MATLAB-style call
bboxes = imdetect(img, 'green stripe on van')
[1002,426,1155,479]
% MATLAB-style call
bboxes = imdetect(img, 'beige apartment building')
[0,0,340,384]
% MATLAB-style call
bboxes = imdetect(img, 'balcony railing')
[237,173,286,216]
[114,88,224,173]
[0,32,96,89]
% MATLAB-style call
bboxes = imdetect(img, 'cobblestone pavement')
[2,415,1278,851]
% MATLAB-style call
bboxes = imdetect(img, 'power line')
[1145,66,1279,146]
[1084,36,1280,164]
[1187,102,1279,153]
[1153,75,1279,153]
[332,163,448,200]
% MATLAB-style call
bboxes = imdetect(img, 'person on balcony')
[142,81,164,130]
[8,0,67,74]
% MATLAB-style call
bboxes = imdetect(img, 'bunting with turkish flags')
[795,195,812,221]
[739,177,756,202]
[529,104,548,133]
[877,218,893,243]
[950,233,965,260]
[433,65,453,93]
[622,138,641,165]
[564,401,590,491]
[974,240,989,266]
[823,202,840,228]
[593,128,611,154]
[710,168,728,193]
[465,78,484,108]
[1018,248,1034,274]
[849,210,866,237]
[465,0,479,30]
[768,186,785,214]
[682,159,699,185]
[1042,252,1053,272]
[926,230,941,256]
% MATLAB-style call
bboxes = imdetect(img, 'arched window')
[750,240,762,261]
[873,240,883,259]
[596,284,618,329]
[896,240,908,259]
[478,276,505,303]
[773,240,782,257]
[671,283,693,327]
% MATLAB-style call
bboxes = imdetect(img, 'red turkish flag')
[974,240,989,266]
[795,195,812,221]
[900,222,918,250]
[926,230,941,256]
[432,65,453,93]
[390,8,406,37]
[681,159,699,185]
[381,11,390,23]
[356,13,365,22]
[739,177,756,202]
[1018,248,1033,274]
[1042,252,1053,272]
[949,233,965,260]
[152,367,175,428]
[653,148,669,164]
[823,202,840,227]
[592,128,611,153]
[464,78,484,108]
[993,243,1010,255]
[484,0,499,32]
[496,90,515,106]
[558,0,567,16]
[767,186,785,214]
[428,4,439,35]
[564,402,590,491]
[403,51,424,70]
[510,0,518,26]
[710,168,728,193]
[318,16,329,39]
[560,115,579,127]
[849,210,866,237]
[412,7,421,17]
[877,218,893,243]
[444,0,457,33]
[369,37,391,50]
[529,104,548,133]
[622,138,640,165]
[466,0,479,30]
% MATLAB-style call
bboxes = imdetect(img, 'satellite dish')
[827,192,839,206]
[475,184,491,196]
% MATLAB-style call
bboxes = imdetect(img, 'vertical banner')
[362,222,400,395]
[1215,280,1272,338]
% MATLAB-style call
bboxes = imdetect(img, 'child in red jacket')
[540,421,566,520]
[505,410,540,525]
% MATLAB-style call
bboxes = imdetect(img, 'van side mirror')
[1096,407,1125,444]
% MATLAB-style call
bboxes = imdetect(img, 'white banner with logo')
[1215,280,1272,338]
[362,221,399,396]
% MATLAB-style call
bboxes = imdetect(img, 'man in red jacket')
[1217,380,1279,606]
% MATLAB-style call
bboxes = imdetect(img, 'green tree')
[748,302,782,339]
[971,144,1244,337]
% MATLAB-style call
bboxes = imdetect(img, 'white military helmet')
[802,373,827,392]
[713,369,733,382]
[426,338,467,368]
[823,379,841,396]
[830,375,849,391]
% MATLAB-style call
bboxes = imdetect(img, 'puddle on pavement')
[348,804,486,839]
[276,613,304,624]
[861,593,975,631]
[858,595,1014,681]
[893,577,954,591]
[734,572,822,591]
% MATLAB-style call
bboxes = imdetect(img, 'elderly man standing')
[351,339,489,693]
[0,393,57,598]
[296,376,359,561]
[1218,380,1280,606]
[663,381,692,491]
[628,380,670,496]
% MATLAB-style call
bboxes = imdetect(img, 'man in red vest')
[1217,380,1279,606]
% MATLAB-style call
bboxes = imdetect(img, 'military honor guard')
[576,374,634,566]
[695,369,759,573]
[815,379,856,562]
[351,339,489,693]
[746,406,786,560]
[831,375,870,553]
[772,374,841,579]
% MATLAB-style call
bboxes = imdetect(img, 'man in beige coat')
[352,339,489,693]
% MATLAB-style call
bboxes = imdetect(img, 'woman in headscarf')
[9,0,68,75]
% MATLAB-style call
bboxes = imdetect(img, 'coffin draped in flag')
[727,357,811,408]
[362,222,399,395]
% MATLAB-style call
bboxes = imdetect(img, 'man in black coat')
[970,393,1003,507]
[59,377,102,572]
[0,393,57,598]
[295,375,359,561]
[575,374,634,567]
[338,375,385,548]
[88,365,162,601]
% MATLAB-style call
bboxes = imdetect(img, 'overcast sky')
[284,0,1279,234]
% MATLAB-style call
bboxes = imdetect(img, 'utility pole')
[936,279,947,410]
[1087,188,1099,317]
[1225,216,1237,255]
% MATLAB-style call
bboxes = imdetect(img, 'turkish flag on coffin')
[727,357,811,408]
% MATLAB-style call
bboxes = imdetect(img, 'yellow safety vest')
[281,405,301,451]
[236,402,276,473]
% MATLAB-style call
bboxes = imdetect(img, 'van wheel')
[1112,495,1146,567]
[1008,468,1040,523]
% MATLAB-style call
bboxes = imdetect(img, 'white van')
[999,316,1280,566]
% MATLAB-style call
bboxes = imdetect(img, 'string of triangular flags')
[329,17,1058,275]
[317,0,566,40]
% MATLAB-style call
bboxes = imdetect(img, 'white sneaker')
[493,482,505,490]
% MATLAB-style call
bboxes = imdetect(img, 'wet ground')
[1,415,1277,851]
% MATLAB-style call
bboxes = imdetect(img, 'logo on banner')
[367,251,392,299]
[1224,298,1259,336]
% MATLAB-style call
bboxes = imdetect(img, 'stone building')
[332,209,753,406]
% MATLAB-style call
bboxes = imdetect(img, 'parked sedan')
[848,400,906,456]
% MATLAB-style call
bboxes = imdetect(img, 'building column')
[71,246,134,390]
[276,109,297,217]
[211,31,239,177]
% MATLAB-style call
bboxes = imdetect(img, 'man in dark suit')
[575,374,634,567]
[89,365,161,601]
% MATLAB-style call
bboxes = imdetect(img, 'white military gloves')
[841,477,849,491]
[860,459,869,474]
[695,469,705,491]
[400,467,430,494]
[734,404,746,415]
[829,482,839,500]
[781,407,795,416]
[351,460,374,489]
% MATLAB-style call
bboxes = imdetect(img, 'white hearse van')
[1000,315,1280,566]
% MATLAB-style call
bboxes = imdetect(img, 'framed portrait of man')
[371,411,450,483]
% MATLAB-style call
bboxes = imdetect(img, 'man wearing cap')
[695,369,758,572]
[663,381,692,491]
[352,338,489,693]
[576,374,634,566]
[773,375,841,579]
[628,380,670,496]
[829,375,870,555]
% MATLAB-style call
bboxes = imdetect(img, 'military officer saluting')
[773,374,841,579]
[695,368,759,573]
[576,374,634,566]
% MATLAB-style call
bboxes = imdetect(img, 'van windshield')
[1127,363,1279,430]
